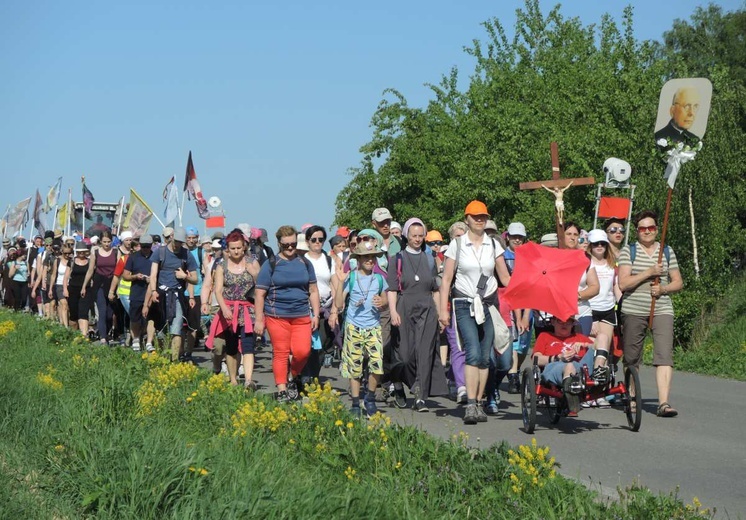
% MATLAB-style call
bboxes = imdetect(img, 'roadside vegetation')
[0,310,715,519]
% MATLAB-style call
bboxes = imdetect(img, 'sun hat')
[138,234,153,245]
[371,208,393,222]
[211,231,225,240]
[464,200,489,217]
[540,233,558,247]
[507,222,527,237]
[211,239,223,249]
[120,230,133,240]
[390,221,402,232]
[485,219,498,232]
[402,217,426,238]
[351,241,384,257]
[426,230,443,242]
[173,227,187,242]
[587,229,609,244]
[236,223,251,237]
[163,227,174,238]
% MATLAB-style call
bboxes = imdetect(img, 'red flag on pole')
[183,151,209,219]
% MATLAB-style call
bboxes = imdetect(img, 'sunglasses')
[279,242,297,250]
[140,244,152,248]
[308,237,324,244]
[591,242,607,248]
[637,225,658,233]
[62,253,72,257]
[607,226,625,234]
[427,241,444,247]
[578,238,586,244]
[359,236,375,242]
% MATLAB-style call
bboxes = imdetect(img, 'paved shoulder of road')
[193,348,746,518]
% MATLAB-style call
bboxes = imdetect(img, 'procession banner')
[123,188,154,236]
[33,189,46,236]
[163,176,179,225]
[45,177,63,213]
[6,197,32,237]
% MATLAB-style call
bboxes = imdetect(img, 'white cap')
[587,229,609,244]
[540,233,558,247]
[237,223,251,236]
[90,236,99,244]
[296,233,309,251]
[120,230,133,240]
[507,222,527,237]
[390,221,401,231]
[211,239,223,249]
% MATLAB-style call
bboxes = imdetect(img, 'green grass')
[0,310,715,519]
[674,275,746,380]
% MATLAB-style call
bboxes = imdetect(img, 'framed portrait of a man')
[654,78,712,145]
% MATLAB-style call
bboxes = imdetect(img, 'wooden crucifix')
[519,142,596,248]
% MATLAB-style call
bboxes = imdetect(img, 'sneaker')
[276,391,291,403]
[350,406,362,418]
[286,380,299,401]
[494,389,501,407]
[322,353,333,368]
[414,399,428,412]
[463,403,478,425]
[507,374,520,394]
[592,366,610,386]
[131,342,141,353]
[581,400,593,408]
[456,386,467,405]
[475,404,488,422]
[179,353,195,364]
[484,399,499,415]
[145,343,155,353]
[393,389,407,409]
[364,397,378,417]
[596,397,611,409]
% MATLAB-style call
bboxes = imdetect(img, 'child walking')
[333,241,388,418]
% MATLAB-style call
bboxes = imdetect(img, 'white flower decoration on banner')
[663,140,703,189]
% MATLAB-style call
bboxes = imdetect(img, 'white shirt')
[576,267,594,318]
[590,262,616,311]
[444,233,504,299]
[306,253,332,302]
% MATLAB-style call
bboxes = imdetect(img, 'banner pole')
[648,187,673,328]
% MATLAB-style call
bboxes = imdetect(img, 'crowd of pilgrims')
[0,200,683,423]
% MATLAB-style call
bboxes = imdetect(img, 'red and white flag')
[183,151,209,219]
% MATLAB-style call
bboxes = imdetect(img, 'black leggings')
[11,281,28,310]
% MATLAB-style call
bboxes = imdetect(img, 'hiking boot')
[507,373,520,394]
[393,389,407,409]
[413,399,428,412]
[350,405,362,419]
[364,396,378,417]
[286,379,299,401]
[475,404,488,422]
[463,404,478,425]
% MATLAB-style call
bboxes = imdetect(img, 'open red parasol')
[502,242,589,321]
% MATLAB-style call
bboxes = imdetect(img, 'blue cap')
[185,226,199,237]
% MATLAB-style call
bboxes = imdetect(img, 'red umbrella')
[502,242,589,321]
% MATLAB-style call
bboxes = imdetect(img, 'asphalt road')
[191,346,746,518]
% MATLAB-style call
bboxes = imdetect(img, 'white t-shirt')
[55,261,68,285]
[306,253,332,302]
[590,262,616,312]
[576,267,594,318]
[444,234,504,299]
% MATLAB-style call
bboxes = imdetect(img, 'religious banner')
[33,189,46,236]
[5,197,32,237]
[82,179,95,217]
[44,177,63,213]
[57,202,68,231]
[123,188,154,237]
[655,78,713,189]
[163,176,179,225]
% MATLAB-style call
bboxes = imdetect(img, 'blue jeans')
[454,299,494,369]
[541,348,596,386]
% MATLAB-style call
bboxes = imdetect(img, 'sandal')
[629,400,637,413]
[657,402,678,417]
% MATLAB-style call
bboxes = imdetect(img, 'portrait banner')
[6,197,32,237]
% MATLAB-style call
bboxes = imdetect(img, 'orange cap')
[426,230,443,242]
[464,200,489,217]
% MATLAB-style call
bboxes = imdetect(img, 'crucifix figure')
[542,180,573,225]
[519,142,595,248]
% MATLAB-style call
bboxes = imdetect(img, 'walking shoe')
[145,343,155,353]
[322,353,333,368]
[463,403,478,425]
[131,342,141,353]
[507,373,520,394]
[286,379,299,401]
[413,399,428,412]
[494,389,501,407]
[364,396,378,417]
[484,399,499,415]
[592,366,610,386]
[475,404,488,422]
[393,389,407,409]
[595,397,611,408]
[244,380,258,392]
[350,405,362,418]
[456,386,467,405]
[179,353,195,364]
[276,391,291,403]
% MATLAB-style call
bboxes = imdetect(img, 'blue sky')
[1,0,740,242]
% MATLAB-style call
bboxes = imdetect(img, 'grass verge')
[0,310,714,519]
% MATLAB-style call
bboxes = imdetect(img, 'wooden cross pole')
[519,142,596,248]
